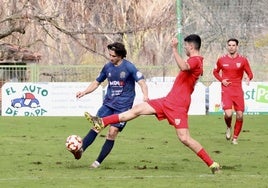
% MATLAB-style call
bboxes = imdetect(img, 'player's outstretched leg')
[84,112,105,132]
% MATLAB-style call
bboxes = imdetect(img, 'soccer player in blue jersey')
[72,42,149,168]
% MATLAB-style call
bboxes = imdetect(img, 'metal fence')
[0,64,267,84]
[0,64,177,83]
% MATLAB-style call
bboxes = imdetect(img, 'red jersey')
[213,54,253,94]
[165,56,203,108]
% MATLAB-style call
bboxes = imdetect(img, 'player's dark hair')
[184,34,201,50]
[107,42,127,58]
[227,38,239,45]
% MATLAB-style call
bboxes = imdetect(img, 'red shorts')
[148,98,188,129]
[222,91,244,111]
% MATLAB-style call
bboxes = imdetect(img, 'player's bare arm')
[171,38,190,71]
[137,79,149,102]
[76,80,100,98]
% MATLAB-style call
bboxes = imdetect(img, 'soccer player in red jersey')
[213,38,253,144]
[86,34,220,174]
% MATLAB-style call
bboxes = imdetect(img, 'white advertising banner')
[1,82,102,116]
[2,82,206,116]
[134,82,206,115]
[208,82,268,115]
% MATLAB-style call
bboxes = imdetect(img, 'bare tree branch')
[0,26,25,38]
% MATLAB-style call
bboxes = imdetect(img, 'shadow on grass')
[221,164,242,171]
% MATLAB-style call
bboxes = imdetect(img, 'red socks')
[102,114,120,126]
[233,120,243,139]
[197,148,214,167]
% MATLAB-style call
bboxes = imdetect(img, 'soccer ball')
[65,135,82,152]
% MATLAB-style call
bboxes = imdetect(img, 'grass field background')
[0,115,268,188]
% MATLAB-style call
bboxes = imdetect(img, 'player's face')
[184,42,191,56]
[227,41,238,55]
[108,50,122,65]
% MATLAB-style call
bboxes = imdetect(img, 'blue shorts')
[96,105,130,131]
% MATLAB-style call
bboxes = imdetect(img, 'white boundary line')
[0,174,267,181]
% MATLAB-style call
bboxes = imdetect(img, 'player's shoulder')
[236,54,250,64]
[188,55,203,63]
[216,54,228,64]
[104,61,113,67]
[123,59,137,69]
[237,54,248,59]
[123,59,134,65]
[218,54,228,59]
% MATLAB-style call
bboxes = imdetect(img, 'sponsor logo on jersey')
[109,80,125,86]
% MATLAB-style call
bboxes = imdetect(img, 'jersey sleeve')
[244,59,253,80]
[187,56,203,76]
[127,63,145,82]
[213,59,223,82]
[187,57,199,70]
[96,65,107,83]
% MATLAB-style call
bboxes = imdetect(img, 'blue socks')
[96,139,115,164]
[82,129,98,151]
[82,130,115,165]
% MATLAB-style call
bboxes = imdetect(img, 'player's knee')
[224,109,233,118]
[224,112,232,118]
[106,132,117,140]
[236,111,243,120]
[106,128,119,140]
[131,104,143,116]
[178,135,190,146]
[236,115,243,121]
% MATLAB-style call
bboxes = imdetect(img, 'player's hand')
[171,38,179,48]
[222,79,231,86]
[143,96,149,102]
[244,77,250,86]
[76,91,85,98]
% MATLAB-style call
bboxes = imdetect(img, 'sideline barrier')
[1,82,267,116]
[1,82,102,116]
[208,82,268,115]
[133,82,206,115]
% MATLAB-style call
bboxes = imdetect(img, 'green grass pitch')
[0,115,268,188]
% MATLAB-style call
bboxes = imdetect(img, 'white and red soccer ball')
[65,135,82,152]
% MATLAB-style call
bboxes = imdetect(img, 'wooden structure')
[0,43,41,114]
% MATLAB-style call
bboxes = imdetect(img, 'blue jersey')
[96,59,144,110]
